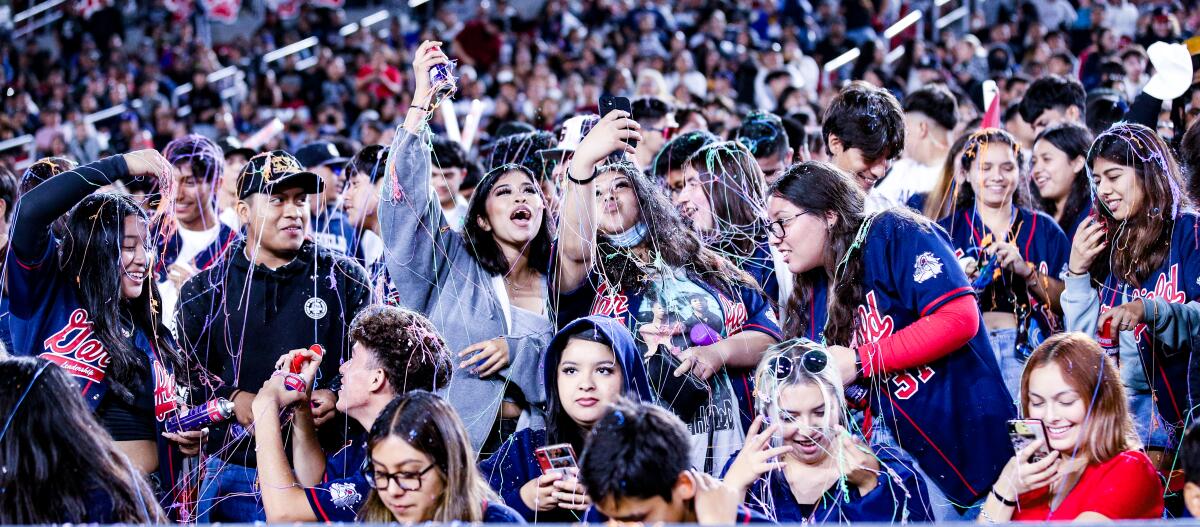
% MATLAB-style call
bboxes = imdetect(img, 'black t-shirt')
[96,351,157,441]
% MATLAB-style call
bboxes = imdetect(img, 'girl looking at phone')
[479,316,655,522]
[721,339,933,523]
[1061,123,1199,453]
[980,332,1162,522]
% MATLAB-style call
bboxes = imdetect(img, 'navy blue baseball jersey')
[1097,212,1200,426]
[7,238,179,416]
[939,206,1070,339]
[848,210,1016,504]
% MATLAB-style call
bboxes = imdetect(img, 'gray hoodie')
[378,128,551,449]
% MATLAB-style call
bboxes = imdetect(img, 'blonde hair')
[753,338,849,436]
[1020,333,1140,464]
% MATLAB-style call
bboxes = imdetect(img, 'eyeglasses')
[767,211,810,239]
[362,462,436,492]
[767,349,828,380]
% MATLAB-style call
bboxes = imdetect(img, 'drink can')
[167,398,235,433]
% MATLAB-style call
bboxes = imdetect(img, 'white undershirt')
[159,223,221,329]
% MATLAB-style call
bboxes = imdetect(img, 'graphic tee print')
[632,267,744,474]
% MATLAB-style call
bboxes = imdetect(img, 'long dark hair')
[544,326,612,453]
[59,193,185,402]
[359,392,496,523]
[684,141,769,259]
[1031,123,1093,233]
[461,164,553,276]
[0,357,163,523]
[771,162,866,341]
[1086,123,1192,286]
[594,161,754,297]
[954,128,1030,211]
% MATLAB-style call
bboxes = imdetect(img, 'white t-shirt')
[159,224,221,328]
[870,157,941,212]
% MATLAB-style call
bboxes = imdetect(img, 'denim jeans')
[987,327,1024,405]
[196,456,266,522]
[1130,389,1177,450]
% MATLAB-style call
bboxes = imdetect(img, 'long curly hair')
[1085,123,1192,286]
[771,162,866,342]
[59,193,186,402]
[594,161,753,297]
[0,357,164,523]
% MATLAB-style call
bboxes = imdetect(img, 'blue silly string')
[0,361,51,444]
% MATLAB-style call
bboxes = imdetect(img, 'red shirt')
[1012,450,1163,521]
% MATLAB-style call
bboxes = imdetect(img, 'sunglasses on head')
[767,348,828,380]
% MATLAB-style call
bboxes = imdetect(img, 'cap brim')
[319,156,350,166]
[268,171,325,195]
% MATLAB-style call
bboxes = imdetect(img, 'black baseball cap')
[237,150,324,199]
[295,141,349,169]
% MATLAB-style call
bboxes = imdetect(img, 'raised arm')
[11,150,168,262]
[377,41,463,312]
[554,111,641,293]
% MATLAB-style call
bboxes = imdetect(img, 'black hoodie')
[175,239,371,466]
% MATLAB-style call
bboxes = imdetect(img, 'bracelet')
[410,104,430,112]
[991,487,1017,507]
[566,166,598,185]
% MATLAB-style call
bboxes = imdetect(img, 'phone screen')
[1007,419,1051,463]
[535,443,578,474]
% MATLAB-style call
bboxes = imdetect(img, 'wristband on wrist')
[991,487,1017,507]
[566,165,598,185]
[410,104,430,112]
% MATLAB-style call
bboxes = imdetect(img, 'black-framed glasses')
[362,462,436,492]
[767,349,828,380]
[768,210,810,239]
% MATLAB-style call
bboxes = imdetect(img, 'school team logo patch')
[329,482,362,510]
[912,252,943,284]
[304,297,328,320]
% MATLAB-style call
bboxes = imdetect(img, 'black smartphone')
[599,94,637,149]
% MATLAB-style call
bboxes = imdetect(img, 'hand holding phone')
[535,443,578,474]
[1007,419,1051,463]
[599,94,638,150]
[569,106,641,175]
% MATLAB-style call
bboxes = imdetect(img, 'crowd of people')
[5,0,1200,524]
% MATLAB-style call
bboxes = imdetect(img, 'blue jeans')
[197,456,266,522]
[1130,389,1177,450]
[869,420,984,521]
[987,327,1024,405]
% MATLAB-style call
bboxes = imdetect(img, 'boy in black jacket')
[176,150,370,522]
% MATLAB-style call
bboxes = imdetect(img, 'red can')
[1098,318,1119,366]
